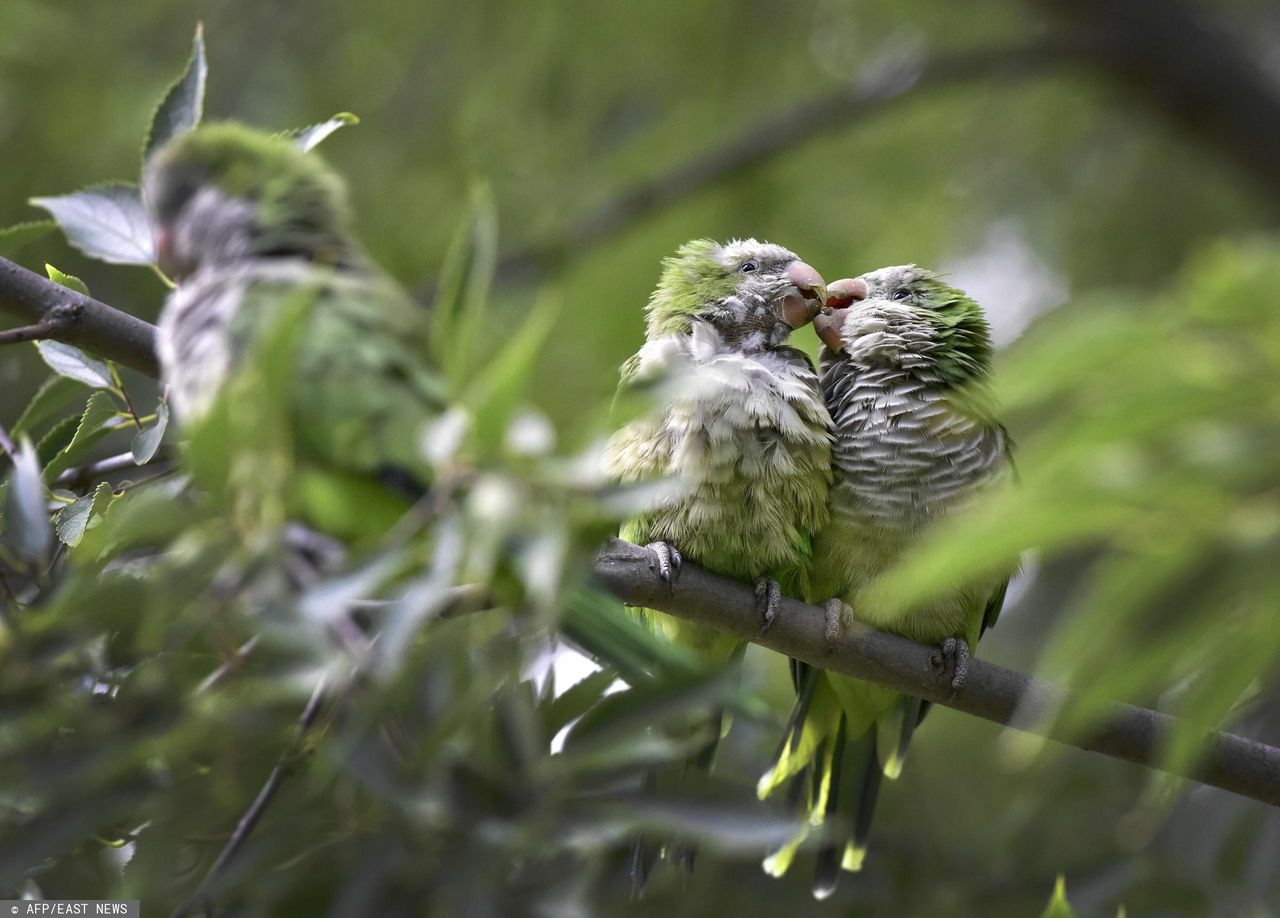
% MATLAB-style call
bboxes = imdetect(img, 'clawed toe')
[930,636,970,694]
[644,541,683,589]
[755,577,782,634]
[822,599,852,647]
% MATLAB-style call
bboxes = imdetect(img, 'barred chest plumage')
[820,352,1007,536]
[606,320,832,582]
[157,260,315,424]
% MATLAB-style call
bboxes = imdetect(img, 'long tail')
[761,667,929,897]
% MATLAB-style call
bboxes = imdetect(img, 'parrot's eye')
[892,288,912,301]
[739,261,758,274]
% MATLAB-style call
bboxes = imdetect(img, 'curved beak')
[777,260,828,328]
[813,277,868,352]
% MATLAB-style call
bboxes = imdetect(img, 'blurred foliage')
[3,1,1280,916]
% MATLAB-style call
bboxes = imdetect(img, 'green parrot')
[144,123,441,537]
[604,238,832,877]
[759,266,1014,897]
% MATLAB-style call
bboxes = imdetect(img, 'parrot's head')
[144,122,355,281]
[644,238,827,349]
[814,265,993,384]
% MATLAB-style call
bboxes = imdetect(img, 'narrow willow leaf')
[12,376,86,439]
[131,400,168,464]
[30,183,155,265]
[35,341,113,389]
[1039,875,1079,918]
[4,440,52,565]
[289,112,360,152]
[35,415,79,466]
[431,183,497,385]
[0,219,56,257]
[143,23,207,162]
[44,262,89,295]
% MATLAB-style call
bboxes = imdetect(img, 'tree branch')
[0,255,159,377]
[436,38,1082,295]
[592,538,1280,809]
[1030,0,1280,212]
[172,676,330,918]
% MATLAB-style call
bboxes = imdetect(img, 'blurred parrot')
[144,123,442,537]
[604,238,832,876]
[759,266,1014,897]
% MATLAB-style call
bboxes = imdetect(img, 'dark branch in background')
[1032,0,1280,212]
[593,539,1280,809]
[438,39,1082,295]
[172,676,330,918]
[0,256,158,377]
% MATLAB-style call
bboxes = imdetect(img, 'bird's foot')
[755,576,782,634]
[822,599,854,647]
[930,636,970,694]
[643,541,683,590]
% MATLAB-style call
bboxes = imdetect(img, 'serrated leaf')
[35,341,113,389]
[55,481,116,547]
[31,183,155,265]
[44,262,89,295]
[12,376,86,439]
[131,400,168,464]
[42,392,121,482]
[289,112,359,152]
[3,440,52,565]
[36,415,79,466]
[0,220,56,257]
[143,23,207,162]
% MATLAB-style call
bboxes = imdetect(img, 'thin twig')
[424,38,1083,297]
[54,450,170,490]
[172,676,331,918]
[592,538,1280,809]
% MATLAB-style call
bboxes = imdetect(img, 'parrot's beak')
[776,261,828,328]
[813,277,868,352]
[154,228,177,280]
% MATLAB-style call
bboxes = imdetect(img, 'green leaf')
[44,262,89,295]
[35,340,114,389]
[42,391,120,482]
[143,23,207,162]
[1040,876,1079,918]
[288,112,360,152]
[542,666,619,737]
[431,182,497,387]
[36,415,79,466]
[11,376,87,439]
[131,400,168,464]
[3,439,52,565]
[30,183,155,266]
[0,219,56,257]
[54,481,117,548]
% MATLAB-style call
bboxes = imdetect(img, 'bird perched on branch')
[759,266,1014,897]
[144,123,441,539]
[604,238,832,880]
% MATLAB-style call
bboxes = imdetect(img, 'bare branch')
[54,449,171,490]
[593,538,1280,809]
[0,256,158,377]
[172,676,330,918]
[1031,0,1280,211]
[457,38,1082,293]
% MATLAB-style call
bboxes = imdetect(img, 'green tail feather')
[880,694,927,780]
[813,723,881,899]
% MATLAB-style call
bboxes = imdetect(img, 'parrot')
[758,265,1014,898]
[604,238,833,879]
[143,123,442,538]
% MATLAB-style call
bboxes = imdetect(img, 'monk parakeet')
[604,238,832,876]
[144,123,441,534]
[759,266,1014,898]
